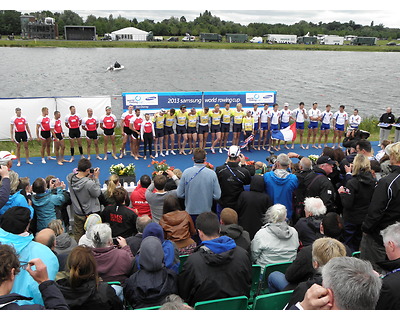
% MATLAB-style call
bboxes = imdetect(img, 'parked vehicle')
[351,37,377,46]
[199,33,222,42]
[387,41,397,46]
[267,34,297,44]
[153,36,164,41]
[226,34,248,43]
[249,37,263,43]
[182,35,196,42]
[320,35,344,45]
[167,37,179,42]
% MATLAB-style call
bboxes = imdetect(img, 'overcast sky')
[10,0,400,28]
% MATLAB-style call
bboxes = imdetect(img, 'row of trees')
[1,9,400,39]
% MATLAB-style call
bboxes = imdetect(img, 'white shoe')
[160,152,165,157]
[223,147,229,152]
[171,150,176,155]
[155,153,159,158]
[41,158,46,164]
[211,148,215,154]
[47,156,56,160]
[219,148,223,153]
[165,151,169,156]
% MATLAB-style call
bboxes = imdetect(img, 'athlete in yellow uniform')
[187,107,198,154]
[176,105,188,155]
[153,109,166,157]
[232,103,245,146]
[210,104,222,154]
[242,110,255,151]
[220,102,232,151]
[164,108,176,155]
[197,107,210,149]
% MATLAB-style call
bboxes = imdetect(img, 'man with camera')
[67,158,101,242]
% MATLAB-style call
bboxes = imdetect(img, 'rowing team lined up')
[9,102,361,166]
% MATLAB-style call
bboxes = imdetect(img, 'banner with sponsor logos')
[122,91,276,111]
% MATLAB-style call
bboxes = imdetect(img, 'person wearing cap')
[220,102,233,152]
[318,104,333,149]
[215,145,252,212]
[305,102,321,150]
[332,105,349,149]
[361,141,400,272]
[100,106,118,160]
[10,107,33,167]
[210,104,223,154]
[176,105,188,155]
[36,107,56,164]
[177,148,221,219]
[197,106,210,150]
[302,156,336,212]
[291,102,308,149]
[378,107,396,146]
[187,107,198,155]
[65,106,84,162]
[153,109,166,158]
[0,206,59,306]
[120,105,135,159]
[163,109,176,156]
[278,103,292,150]
[82,108,101,161]
[263,153,298,220]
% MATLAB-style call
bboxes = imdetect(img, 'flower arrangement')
[109,163,136,176]
[204,162,214,170]
[308,154,319,164]
[243,156,255,166]
[149,160,174,176]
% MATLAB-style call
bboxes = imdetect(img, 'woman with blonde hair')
[56,246,123,309]
[101,174,120,206]
[338,153,376,252]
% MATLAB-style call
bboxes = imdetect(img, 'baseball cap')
[105,106,111,110]
[284,103,289,107]
[316,156,336,165]
[0,151,17,161]
[160,108,166,113]
[228,145,241,158]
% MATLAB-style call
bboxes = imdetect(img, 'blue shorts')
[254,122,259,131]
[280,122,289,129]
[198,125,209,134]
[270,124,279,131]
[296,122,304,130]
[320,123,330,131]
[308,121,319,129]
[335,124,345,131]
[233,123,242,133]
[260,122,269,131]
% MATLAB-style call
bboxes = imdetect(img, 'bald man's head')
[34,228,56,250]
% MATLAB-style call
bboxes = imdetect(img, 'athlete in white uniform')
[259,103,271,150]
[306,102,322,149]
[332,105,349,148]
[290,102,308,149]
[318,104,333,148]
[349,109,362,129]
[251,104,261,149]
[278,103,292,149]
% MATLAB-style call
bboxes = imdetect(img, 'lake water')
[1,47,400,117]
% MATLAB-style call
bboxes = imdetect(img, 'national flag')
[240,134,254,149]
[271,123,297,142]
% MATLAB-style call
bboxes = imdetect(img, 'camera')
[266,151,277,165]
[51,178,57,183]
[90,168,94,174]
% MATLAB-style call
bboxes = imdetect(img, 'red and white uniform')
[82,116,98,131]
[10,116,28,132]
[130,115,143,131]
[121,111,135,128]
[140,120,155,139]
[100,114,117,129]
[65,114,81,129]
[36,115,51,132]
[50,118,63,134]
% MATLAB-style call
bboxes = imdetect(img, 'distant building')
[64,26,96,40]
[20,15,58,39]
[111,27,152,41]
[266,34,297,44]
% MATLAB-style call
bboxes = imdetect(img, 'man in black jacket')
[379,107,395,146]
[0,244,68,310]
[361,141,400,272]
[215,145,252,212]
[178,211,252,306]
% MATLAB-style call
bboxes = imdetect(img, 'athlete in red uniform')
[10,107,33,166]
[100,106,118,160]
[119,105,135,159]
[82,108,102,161]
[36,107,55,164]
[129,108,143,160]
[50,110,65,165]
[65,105,83,162]
[140,113,156,160]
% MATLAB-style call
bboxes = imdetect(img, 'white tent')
[111,27,149,41]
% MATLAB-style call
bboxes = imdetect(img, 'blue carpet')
[12,141,381,185]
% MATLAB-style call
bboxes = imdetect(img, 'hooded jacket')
[0,228,59,306]
[56,278,123,310]
[236,175,272,240]
[159,210,196,248]
[340,171,376,225]
[264,170,298,219]
[78,213,102,247]
[251,222,299,269]
[0,190,34,218]
[178,236,252,306]
[220,224,251,252]
[123,236,178,309]
[55,232,77,255]
[66,173,101,216]
[32,187,65,232]
[294,216,324,247]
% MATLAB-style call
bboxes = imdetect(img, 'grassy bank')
[0,117,386,158]
[1,39,400,52]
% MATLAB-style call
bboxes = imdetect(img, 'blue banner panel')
[122,92,203,110]
[203,91,276,108]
